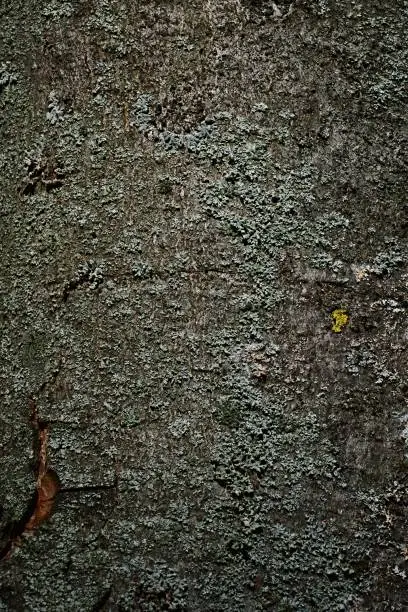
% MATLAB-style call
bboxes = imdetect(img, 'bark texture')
[1,1,408,610]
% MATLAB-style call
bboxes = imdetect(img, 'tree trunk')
[1,1,407,609]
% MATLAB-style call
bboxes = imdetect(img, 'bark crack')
[91,586,112,611]
[61,479,118,494]
[26,397,60,531]
[0,389,61,561]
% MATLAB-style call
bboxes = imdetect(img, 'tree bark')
[1,1,407,609]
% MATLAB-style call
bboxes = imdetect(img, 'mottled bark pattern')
[1,0,407,610]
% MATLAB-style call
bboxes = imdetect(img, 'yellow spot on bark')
[331,308,349,332]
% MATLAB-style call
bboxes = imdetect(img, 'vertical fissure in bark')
[0,397,60,561]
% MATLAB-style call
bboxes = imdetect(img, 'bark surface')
[1,1,407,610]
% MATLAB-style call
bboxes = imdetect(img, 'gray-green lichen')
[0,0,407,610]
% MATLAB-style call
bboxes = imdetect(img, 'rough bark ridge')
[1,0,407,610]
